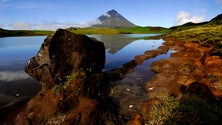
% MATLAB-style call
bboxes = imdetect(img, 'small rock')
[148,87,154,91]
[16,93,20,97]
[129,105,134,108]
[38,52,42,57]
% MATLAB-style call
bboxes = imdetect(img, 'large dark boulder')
[14,29,108,124]
[25,29,105,86]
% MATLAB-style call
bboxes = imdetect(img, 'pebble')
[38,52,42,57]
[16,93,20,97]
[128,105,134,108]
[148,87,154,91]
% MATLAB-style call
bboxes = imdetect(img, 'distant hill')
[120,26,169,34]
[0,28,6,32]
[91,9,136,28]
[0,28,53,37]
[170,14,222,31]
[209,14,222,24]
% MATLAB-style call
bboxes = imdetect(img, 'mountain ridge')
[169,13,222,30]
[91,9,136,28]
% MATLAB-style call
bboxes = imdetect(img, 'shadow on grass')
[165,82,222,125]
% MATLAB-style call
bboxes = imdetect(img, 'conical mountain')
[91,9,136,28]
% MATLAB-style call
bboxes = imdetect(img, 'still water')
[0,34,163,72]
[0,34,170,113]
[89,34,164,70]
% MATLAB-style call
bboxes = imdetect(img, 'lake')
[0,34,171,117]
[89,34,165,70]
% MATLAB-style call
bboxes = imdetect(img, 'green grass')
[168,25,222,53]
[165,25,222,51]
[67,27,120,34]
[67,26,169,35]
[54,70,86,96]
[0,29,54,37]
[144,94,222,125]
[120,26,169,34]
[0,26,170,37]
[31,30,54,35]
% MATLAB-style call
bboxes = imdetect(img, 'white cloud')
[11,21,32,30]
[80,19,101,27]
[9,19,101,30]
[34,21,78,31]
[175,11,206,26]
[0,71,30,81]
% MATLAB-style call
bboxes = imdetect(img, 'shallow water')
[109,49,172,121]
[0,36,44,112]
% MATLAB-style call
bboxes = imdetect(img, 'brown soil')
[127,37,222,124]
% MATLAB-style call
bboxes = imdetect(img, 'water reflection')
[89,34,163,70]
[0,36,46,71]
[89,34,159,54]
[0,36,45,113]
[0,34,164,114]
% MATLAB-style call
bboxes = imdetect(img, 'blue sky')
[0,0,221,30]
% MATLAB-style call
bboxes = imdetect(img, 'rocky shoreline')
[128,36,222,124]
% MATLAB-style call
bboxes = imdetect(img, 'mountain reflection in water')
[89,34,163,70]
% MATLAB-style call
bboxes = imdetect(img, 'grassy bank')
[67,26,169,35]
[166,25,222,45]
[120,26,169,34]
[144,94,222,124]
[67,27,120,34]
[0,26,169,37]
[0,29,54,37]
[165,24,222,55]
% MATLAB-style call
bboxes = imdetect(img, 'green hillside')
[120,26,169,34]
[165,13,222,55]
[67,27,120,34]
[169,14,222,31]
[67,26,169,35]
